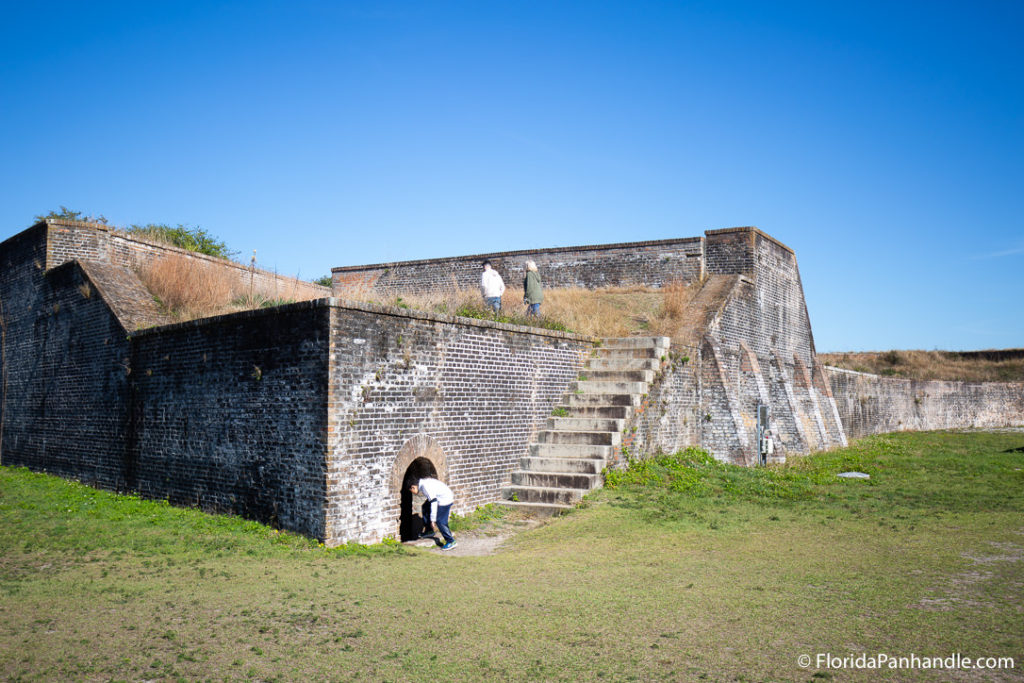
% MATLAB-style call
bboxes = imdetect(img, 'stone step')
[585,357,660,372]
[564,392,639,409]
[601,337,670,350]
[594,346,666,361]
[502,484,585,506]
[519,456,605,474]
[555,404,632,420]
[536,430,620,446]
[495,500,572,516]
[547,417,625,432]
[571,380,648,395]
[584,368,655,383]
[529,443,613,459]
[511,470,603,489]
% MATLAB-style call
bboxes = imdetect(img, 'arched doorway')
[389,435,448,542]
[398,457,437,541]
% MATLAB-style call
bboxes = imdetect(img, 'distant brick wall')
[827,367,1024,439]
[323,301,592,543]
[45,220,330,305]
[332,237,704,296]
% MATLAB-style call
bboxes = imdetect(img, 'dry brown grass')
[819,349,1024,383]
[138,254,320,321]
[339,281,703,339]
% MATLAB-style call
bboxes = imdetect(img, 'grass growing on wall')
[2,430,1022,681]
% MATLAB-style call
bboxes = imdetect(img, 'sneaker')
[441,540,457,551]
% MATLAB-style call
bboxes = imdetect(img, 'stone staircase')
[501,337,670,514]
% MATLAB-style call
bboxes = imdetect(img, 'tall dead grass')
[819,349,1024,383]
[138,254,320,321]
[339,281,701,339]
[140,254,238,319]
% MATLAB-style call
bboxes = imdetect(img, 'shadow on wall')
[398,456,439,542]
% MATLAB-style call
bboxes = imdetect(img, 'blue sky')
[2,1,1021,352]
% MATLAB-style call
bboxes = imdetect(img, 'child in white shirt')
[409,477,457,550]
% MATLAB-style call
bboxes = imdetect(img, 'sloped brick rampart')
[44,220,330,306]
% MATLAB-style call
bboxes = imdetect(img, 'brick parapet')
[332,236,705,295]
[41,219,330,308]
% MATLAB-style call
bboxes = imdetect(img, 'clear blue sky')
[2,1,1021,352]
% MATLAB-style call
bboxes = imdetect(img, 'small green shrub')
[128,223,236,259]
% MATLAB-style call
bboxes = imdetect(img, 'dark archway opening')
[398,457,438,542]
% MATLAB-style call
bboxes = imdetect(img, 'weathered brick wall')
[623,345,702,462]
[323,301,592,544]
[694,229,847,462]
[827,367,1024,439]
[8,217,1024,549]
[129,302,331,539]
[0,226,132,485]
[1,224,332,536]
[45,220,330,304]
[332,237,704,296]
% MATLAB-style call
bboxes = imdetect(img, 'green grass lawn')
[2,430,1023,682]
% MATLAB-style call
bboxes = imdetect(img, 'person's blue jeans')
[526,303,540,316]
[485,296,501,313]
[434,503,454,544]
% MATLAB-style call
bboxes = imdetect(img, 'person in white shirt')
[409,476,457,550]
[480,260,505,313]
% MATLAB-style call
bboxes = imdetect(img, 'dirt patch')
[404,512,547,557]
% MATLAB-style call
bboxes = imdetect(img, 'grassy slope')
[818,349,1024,383]
[2,431,1023,681]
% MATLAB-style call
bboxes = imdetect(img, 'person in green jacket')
[523,260,543,316]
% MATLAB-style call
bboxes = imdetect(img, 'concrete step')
[502,484,586,506]
[564,392,639,409]
[529,443,613,459]
[519,456,605,474]
[555,404,632,420]
[585,357,660,372]
[536,430,620,446]
[601,337,670,350]
[511,470,603,489]
[495,500,572,516]
[571,380,648,395]
[584,369,655,383]
[594,346,666,361]
[547,417,625,432]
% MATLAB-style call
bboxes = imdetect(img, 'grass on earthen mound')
[820,348,1024,383]
[2,430,1022,681]
[136,253,322,322]
[365,282,698,339]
